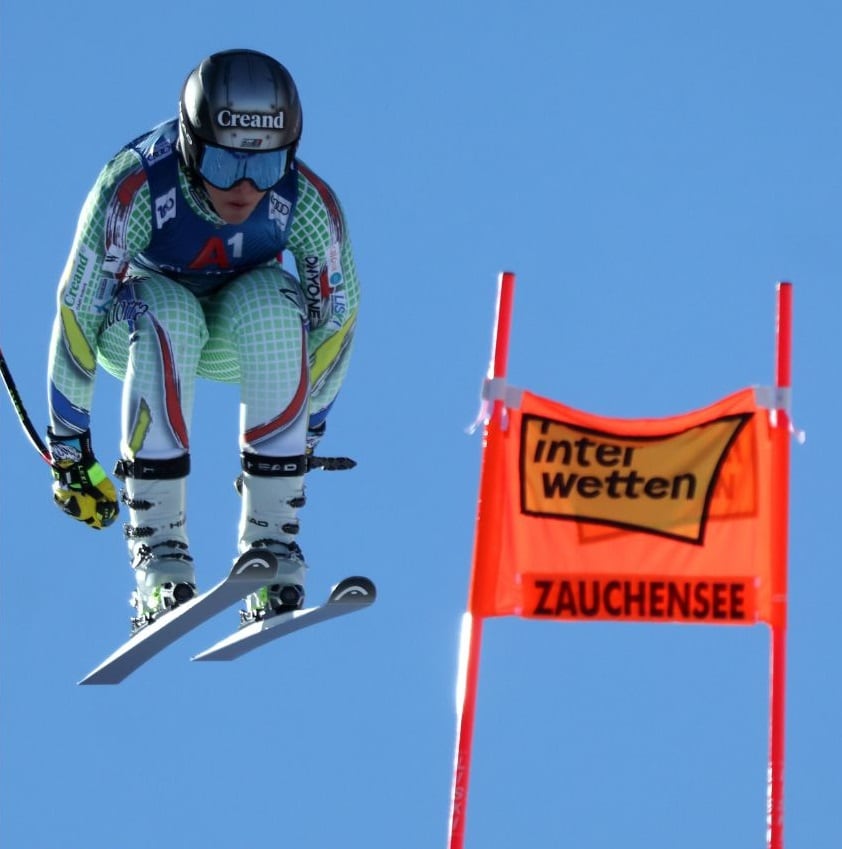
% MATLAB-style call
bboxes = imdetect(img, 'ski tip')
[227,549,280,582]
[329,576,376,604]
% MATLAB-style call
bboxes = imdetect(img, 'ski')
[192,576,376,662]
[79,550,282,685]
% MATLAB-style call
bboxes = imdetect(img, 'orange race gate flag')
[448,273,794,849]
[470,385,775,626]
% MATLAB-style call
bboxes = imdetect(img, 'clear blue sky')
[1,2,839,847]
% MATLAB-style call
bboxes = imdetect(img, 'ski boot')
[116,457,197,632]
[236,456,308,625]
[129,540,197,632]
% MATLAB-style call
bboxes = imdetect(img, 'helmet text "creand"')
[215,109,285,129]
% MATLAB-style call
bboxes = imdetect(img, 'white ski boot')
[121,472,197,631]
[237,469,308,623]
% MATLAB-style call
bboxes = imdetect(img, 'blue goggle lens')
[198,145,289,191]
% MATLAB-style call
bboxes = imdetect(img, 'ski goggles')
[198,144,290,191]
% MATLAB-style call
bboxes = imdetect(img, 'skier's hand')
[47,428,119,529]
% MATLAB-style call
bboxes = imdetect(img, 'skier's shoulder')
[78,123,170,256]
[85,121,173,210]
[292,158,349,242]
[91,119,182,204]
[294,159,345,210]
[125,118,180,169]
[86,148,146,208]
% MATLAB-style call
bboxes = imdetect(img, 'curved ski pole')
[0,346,52,465]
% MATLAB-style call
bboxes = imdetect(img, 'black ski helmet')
[178,49,303,178]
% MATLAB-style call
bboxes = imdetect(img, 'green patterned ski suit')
[47,119,359,466]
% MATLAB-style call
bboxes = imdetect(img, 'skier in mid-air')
[46,48,360,629]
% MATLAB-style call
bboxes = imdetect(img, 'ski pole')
[0,345,52,465]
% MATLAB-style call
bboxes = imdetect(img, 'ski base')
[192,576,376,662]
[79,551,282,685]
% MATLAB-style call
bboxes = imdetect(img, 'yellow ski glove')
[47,428,119,529]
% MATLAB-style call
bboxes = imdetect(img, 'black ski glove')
[47,428,119,529]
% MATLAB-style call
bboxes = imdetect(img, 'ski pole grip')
[307,456,357,471]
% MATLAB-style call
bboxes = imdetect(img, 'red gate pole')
[448,272,516,849]
[767,281,792,849]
